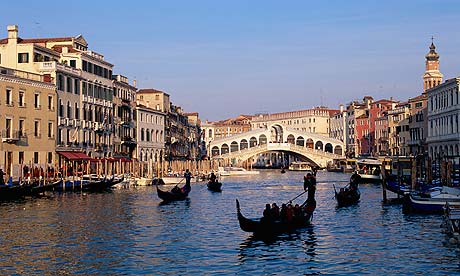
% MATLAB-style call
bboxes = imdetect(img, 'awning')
[57,151,91,161]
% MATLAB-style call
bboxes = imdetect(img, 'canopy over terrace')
[57,151,92,161]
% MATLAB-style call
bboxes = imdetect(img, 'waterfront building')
[0,25,115,161]
[112,75,137,159]
[184,112,202,160]
[375,112,390,155]
[329,105,347,144]
[427,77,460,158]
[388,102,410,156]
[135,102,165,176]
[369,99,397,156]
[355,114,371,155]
[408,94,428,155]
[345,99,368,157]
[0,66,56,179]
[251,107,337,136]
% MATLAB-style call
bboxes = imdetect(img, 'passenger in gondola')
[261,204,272,223]
[184,169,192,185]
[209,172,217,183]
[271,203,280,220]
[280,203,288,222]
[286,203,295,223]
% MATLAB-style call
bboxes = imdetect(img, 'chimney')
[62,46,68,54]
[7,25,18,42]
[133,79,137,88]
[339,104,344,112]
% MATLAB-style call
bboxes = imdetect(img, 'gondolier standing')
[184,169,192,186]
[304,172,317,212]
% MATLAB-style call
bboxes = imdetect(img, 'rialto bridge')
[209,125,344,168]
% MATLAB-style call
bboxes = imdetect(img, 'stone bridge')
[209,125,344,168]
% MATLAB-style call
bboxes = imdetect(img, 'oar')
[285,189,308,204]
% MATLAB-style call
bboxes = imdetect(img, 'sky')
[2,0,460,121]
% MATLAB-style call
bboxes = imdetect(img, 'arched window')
[141,128,145,141]
[74,103,79,119]
[59,100,64,117]
[146,129,150,142]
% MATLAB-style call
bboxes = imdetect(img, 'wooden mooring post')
[381,164,387,204]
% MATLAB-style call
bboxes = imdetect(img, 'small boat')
[0,184,23,200]
[236,198,315,237]
[327,158,357,173]
[156,182,191,202]
[334,183,360,207]
[218,167,259,176]
[51,177,120,192]
[403,186,460,213]
[350,158,382,184]
[288,161,313,172]
[207,180,222,192]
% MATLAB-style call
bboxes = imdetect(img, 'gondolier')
[184,169,192,185]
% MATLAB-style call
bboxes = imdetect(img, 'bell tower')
[422,37,443,92]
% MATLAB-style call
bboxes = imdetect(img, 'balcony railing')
[1,130,21,143]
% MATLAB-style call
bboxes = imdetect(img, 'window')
[57,74,64,91]
[18,91,25,107]
[34,93,40,109]
[82,60,88,71]
[47,152,53,164]
[75,103,79,119]
[48,122,53,138]
[66,76,72,93]
[19,152,24,164]
[34,120,40,137]
[6,88,12,105]
[74,79,79,94]
[19,119,25,137]
[34,152,39,164]
[48,95,53,111]
[69,60,76,68]
[5,118,12,138]
[18,53,29,63]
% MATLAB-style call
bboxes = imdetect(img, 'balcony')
[121,136,137,146]
[1,130,21,143]
[121,121,134,128]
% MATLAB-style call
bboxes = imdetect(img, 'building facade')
[427,78,460,158]
[0,67,56,179]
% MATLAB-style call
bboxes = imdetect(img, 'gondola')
[51,177,119,192]
[207,180,222,192]
[157,183,191,201]
[236,198,315,237]
[334,183,360,207]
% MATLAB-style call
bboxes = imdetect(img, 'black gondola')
[236,198,315,237]
[207,180,222,192]
[157,183,191,201]
[51,176,121,192]
[334,182,360,207]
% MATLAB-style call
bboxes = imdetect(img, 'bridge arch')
[211,146,220,156]
[325,143,333,153]
[230,141,239,152]
[241,139,248,150]
[334,145,343,155]
[249,137,257,147]
[315,141,323,151]
[306,138,314,149]
[221,143,229,154]
[259,134,267,145]
[270,124,284,142]
[296,136,305,146]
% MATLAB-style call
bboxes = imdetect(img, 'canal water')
[1,171,459,275]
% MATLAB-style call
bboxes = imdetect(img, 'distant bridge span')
[209,125,344,168]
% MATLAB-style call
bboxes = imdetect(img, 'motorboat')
[217,167,259,176]
[350,158,382,184]
[288,162,313,172]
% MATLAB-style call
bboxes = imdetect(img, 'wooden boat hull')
[335,188,360,207]
[236,199,313,237]
[207,181,222,192]
[404,193,460,213]
[0,185,23,200]
[156,184,191,201]
[350,173,381,184]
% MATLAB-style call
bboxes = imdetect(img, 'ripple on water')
[0,171,459,275]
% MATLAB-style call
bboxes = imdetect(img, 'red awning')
[57,151,91,161]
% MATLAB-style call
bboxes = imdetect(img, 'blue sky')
[2,0,460,121]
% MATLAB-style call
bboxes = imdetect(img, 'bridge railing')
[209,129,267,146]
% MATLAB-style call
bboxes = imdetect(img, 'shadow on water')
[238,225,317,263]
[158,198,191,207]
